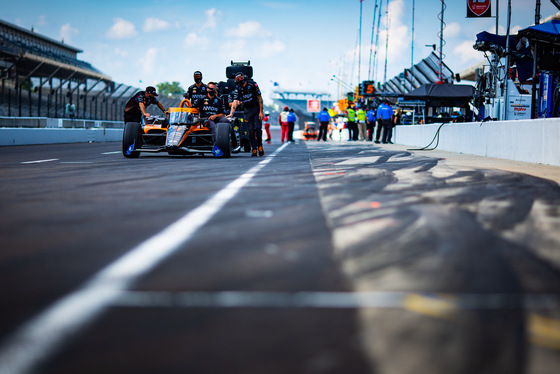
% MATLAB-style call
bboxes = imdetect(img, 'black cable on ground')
[406,122,446,151]
[406,116,492,152]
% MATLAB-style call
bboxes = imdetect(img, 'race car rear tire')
[122,122,141,158]
[215,122,232,158]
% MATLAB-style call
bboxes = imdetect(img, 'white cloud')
[114,48,128,58]
[453,40,483,64]
[225,21,270,38]
[221,39,248,60]
[60,23,78,43]
[184,32,209,48]
[36,15,48,27]
[143,17,170,32]
[140,47,158,74]
[202,8,220,30]
[259,40,286,57]
[445,22,461,38]
[106,18,137,39]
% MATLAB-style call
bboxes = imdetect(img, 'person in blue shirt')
[317,107,331,141]
[376,100,394,144]
[287,108,297,142]
[366,107,376,141]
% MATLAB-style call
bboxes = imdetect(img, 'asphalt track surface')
[1,134,560,374]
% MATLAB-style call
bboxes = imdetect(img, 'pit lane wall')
[393,118,560,167]
[0,117,123,146]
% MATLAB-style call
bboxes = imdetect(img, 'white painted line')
[101,151,121,155]
[21,159,59,164]
[0,143,289,374]
[111,291,560,310]
[60,162,93,164]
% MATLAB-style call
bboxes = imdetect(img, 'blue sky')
[4,0,560,104]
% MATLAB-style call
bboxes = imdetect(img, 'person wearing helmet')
[123,86,167,123]
[184,71,207,103]
[228,72,265,156]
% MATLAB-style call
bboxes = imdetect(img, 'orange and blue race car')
[122,99,237,158]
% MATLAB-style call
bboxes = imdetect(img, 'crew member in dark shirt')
[184,71,207,103]
[228,72,265,157]
[123,86,167,123]
[192,81,226,141]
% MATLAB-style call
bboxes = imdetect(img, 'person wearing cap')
[227,73,265,156]
[123,86,167,123]
[279,106,290,143]
[184,71,207,103]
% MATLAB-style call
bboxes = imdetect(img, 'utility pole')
[504,0,511,120]
[384,10,390,83]
[358,0,363,85]
[411,0,415,69]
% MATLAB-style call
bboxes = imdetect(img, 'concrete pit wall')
[393,118,560,166]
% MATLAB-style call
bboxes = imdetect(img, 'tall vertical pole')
[411,0,415,69]
[384,10,390,83]
[373,0,384,84]
[504,0,511,120]
[368,0,379,81]
[358,0,363,85]
[496,0,499,33]
[438,0,445,83]
[531,0,541,118]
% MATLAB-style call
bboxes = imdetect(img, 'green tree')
[157,81,185,98]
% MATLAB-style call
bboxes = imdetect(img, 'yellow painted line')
[529,314,560,350]
[403,293,458,320]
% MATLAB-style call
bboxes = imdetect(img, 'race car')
[122,99,236,158]
[302,121,318,140]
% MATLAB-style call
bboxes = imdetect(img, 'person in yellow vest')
[357,106,367,141]
[345,105,357,141]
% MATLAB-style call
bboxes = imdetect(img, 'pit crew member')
[123,86,167,123]
[227,72,265,157]
[184,71,207,103]
[192,81,227,141]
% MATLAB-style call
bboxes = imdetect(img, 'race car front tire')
[215,122,232,158]
[122,122,142,158]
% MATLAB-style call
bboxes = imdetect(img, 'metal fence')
[0,81,181,122]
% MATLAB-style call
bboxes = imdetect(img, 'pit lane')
[0,138,559,374]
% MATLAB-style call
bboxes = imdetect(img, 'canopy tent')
[518,19,560,72]
[518,19,560,44]
[404,83,474,107]
[473,31,533,82]
[403,83,474,123]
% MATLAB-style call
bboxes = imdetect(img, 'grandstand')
[0,18,179,121]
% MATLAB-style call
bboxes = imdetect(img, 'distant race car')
[302,121,318,140]
[122,99,236,158]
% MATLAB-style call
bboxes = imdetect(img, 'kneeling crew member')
[193,81,226,141]
[124,86,167,123]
